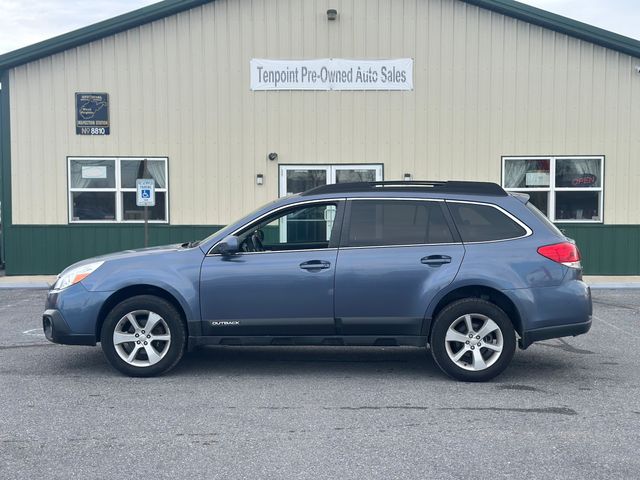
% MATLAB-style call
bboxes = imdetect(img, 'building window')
[502,156,603,223]
[279,164,384,197]
[68,157,168,223]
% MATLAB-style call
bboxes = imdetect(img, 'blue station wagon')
[43,181,592,381]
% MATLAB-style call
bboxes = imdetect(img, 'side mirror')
[217,235,240,255]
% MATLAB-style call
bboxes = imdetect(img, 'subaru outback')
[43,181,592,381]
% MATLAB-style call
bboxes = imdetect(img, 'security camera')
[268,152,278,161]
[635,65,640,74]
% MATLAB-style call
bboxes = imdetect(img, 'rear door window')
[447,202,527,242]
[342,200,455,247]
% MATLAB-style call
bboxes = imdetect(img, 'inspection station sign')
[75,92,110,135]
[250,58,413,91]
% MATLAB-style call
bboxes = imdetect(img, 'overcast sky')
[0,0,638,55]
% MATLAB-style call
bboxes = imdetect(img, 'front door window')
[235,202,341,252]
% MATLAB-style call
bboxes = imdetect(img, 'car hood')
[58,243,190,275]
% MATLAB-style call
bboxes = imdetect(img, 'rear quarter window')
[447,202,527,242]
[525,201,564,237]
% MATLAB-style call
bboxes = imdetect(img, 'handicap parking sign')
[136,179,156,207]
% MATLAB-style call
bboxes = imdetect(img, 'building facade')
[1,0,639,275]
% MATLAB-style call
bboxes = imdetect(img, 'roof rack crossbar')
[301,180,507,196]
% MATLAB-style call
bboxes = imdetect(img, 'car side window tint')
[344,200,454,247]
[237,203,339,252]
[447,202,526,242]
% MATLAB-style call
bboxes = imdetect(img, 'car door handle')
[421,255,452,266]
[299,260,331,271]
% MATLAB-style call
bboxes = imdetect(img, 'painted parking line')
[23,328,45,337]
[592,315,640,339]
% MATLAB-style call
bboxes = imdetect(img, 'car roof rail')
[301,180,508,197]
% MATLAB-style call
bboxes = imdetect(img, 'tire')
[430,298,516,382]
[100,295,186,377]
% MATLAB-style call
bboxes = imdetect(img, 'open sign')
[571,174,597,186]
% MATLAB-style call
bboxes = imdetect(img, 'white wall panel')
[9,0,640,225]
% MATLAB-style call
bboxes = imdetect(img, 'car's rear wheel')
[430,298,516,382]
[100,295,186,377]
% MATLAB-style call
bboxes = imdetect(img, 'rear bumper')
[43,309,96,346]
[520,317,592,349]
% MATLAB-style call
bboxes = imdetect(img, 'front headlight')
[53,261,104,290]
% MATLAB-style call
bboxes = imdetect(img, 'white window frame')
[68,156,169,224]
[501,156,604,224]
[278,164,383,241]
[278,164,384,197]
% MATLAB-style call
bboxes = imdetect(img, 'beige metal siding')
[9,0,640,225]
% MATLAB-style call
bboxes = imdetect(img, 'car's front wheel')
[430,298,516,382]
[100,295,186,377]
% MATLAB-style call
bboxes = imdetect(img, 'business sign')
[557,173,598,188]
[250,58,413,91]
[75,92,110,135]
[136,179,155,207]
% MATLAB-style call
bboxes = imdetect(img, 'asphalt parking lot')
[0,289,639,479]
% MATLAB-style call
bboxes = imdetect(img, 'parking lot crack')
[495,384,545,392]
[440,406,577,416]
[324,405,430,411]
[0,343,55,350]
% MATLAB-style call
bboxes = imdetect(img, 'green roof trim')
[0,0,212,72]
[464,0,640,59]
[0,0,639,72]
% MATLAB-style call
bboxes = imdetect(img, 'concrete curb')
[0,282,52,290]
[0,275,56,290]
[588,283,640,290]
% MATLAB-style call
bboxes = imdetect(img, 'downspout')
[0,70,10,271]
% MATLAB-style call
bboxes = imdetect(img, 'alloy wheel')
[444,313,504,371]
[112,310,172,367]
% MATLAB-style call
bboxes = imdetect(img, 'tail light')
[537,242,582,269]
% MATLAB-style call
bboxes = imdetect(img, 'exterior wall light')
[256,174,264,186]
[268,152,278,161]
[403,173,413,181]
[327,9,338,21]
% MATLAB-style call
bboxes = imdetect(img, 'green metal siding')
[3,223,639,275]
[4,225,221,275]
[559,225,640,276]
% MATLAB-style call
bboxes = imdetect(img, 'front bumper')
[520,317,592,349]
[43,282,110,346]
[43,309,96,346]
